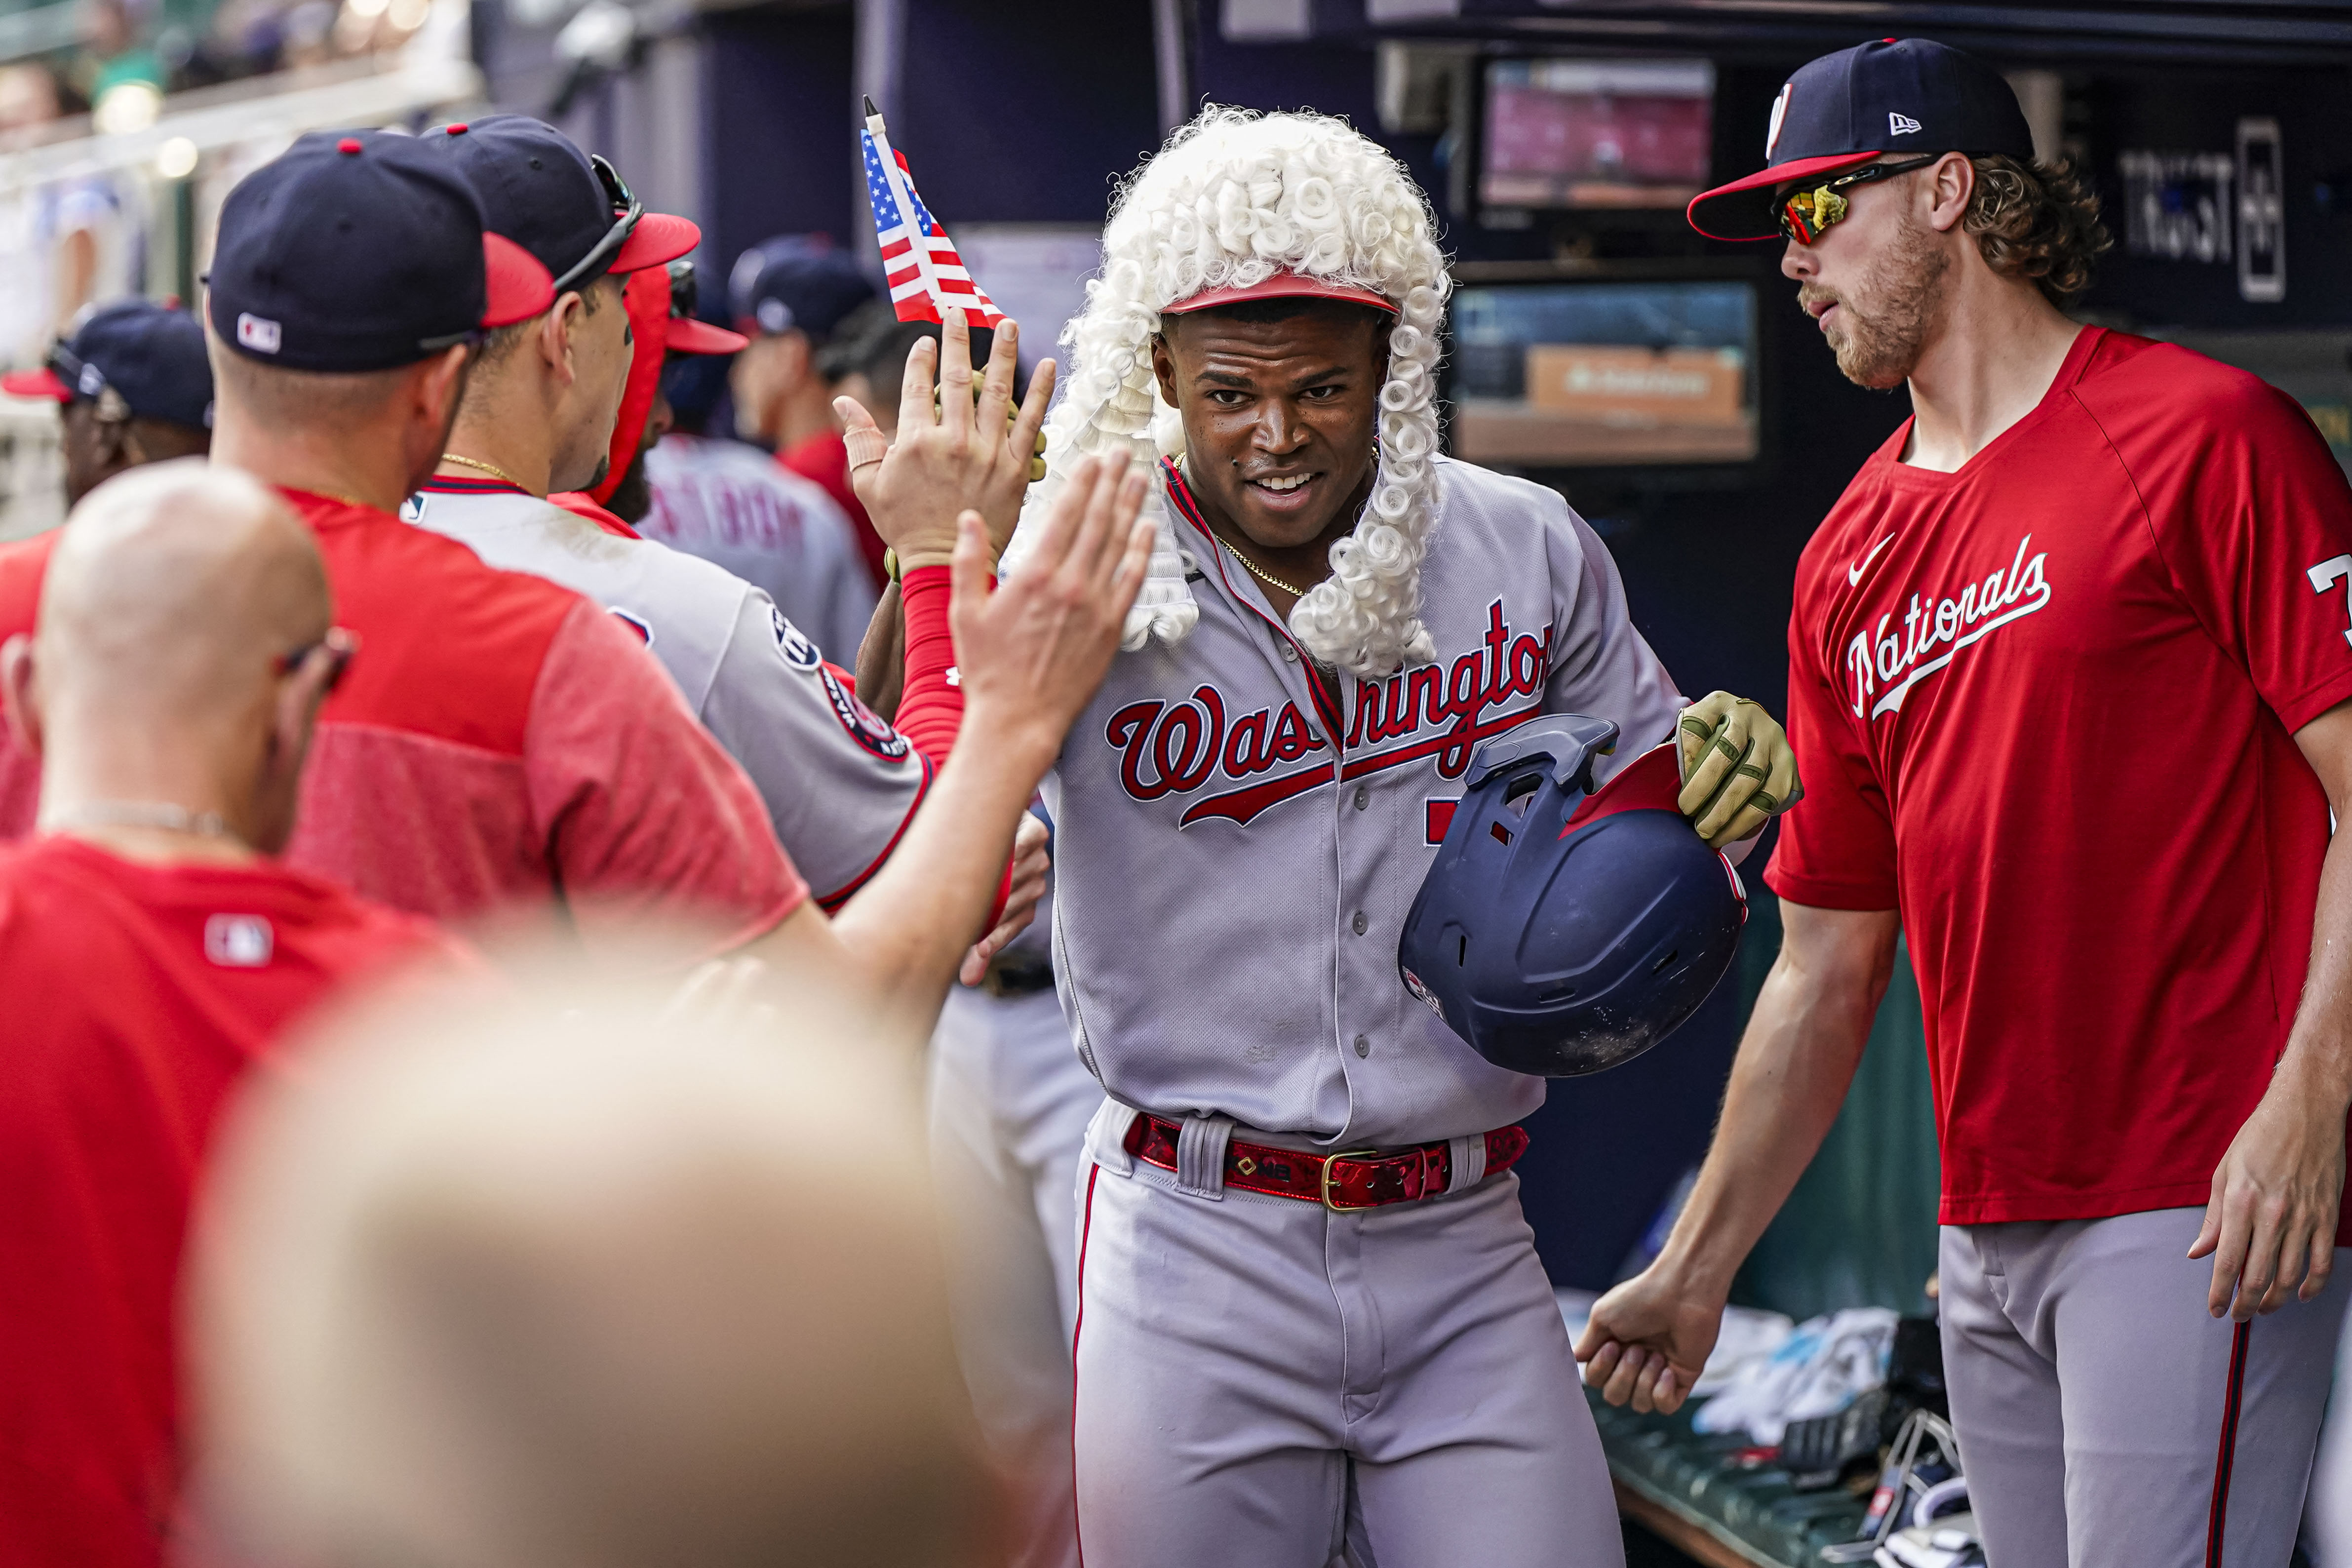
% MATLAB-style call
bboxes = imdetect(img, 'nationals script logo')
[1846,534,2051,719]
[1109,601,1553,827]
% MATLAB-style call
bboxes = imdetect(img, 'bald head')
[2,460,344,855]
[191,961,989,1568]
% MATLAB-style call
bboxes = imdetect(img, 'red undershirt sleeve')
[893,565,968,764]
[885,563,1013,929]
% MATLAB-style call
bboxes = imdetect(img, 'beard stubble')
[1802,210,1950,390]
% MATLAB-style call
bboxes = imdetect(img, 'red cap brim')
[666,316,748,355]
[1686,152,1881,241]
[611,211,700,275]
[481,232,557,329]
[0,368,71,402]
[1165,273,1398,317]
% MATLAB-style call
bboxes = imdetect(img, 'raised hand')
[837,309,1055,569]
[1677,691,1802,850]
[949,453,1151,772]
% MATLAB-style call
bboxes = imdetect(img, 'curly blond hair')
[1965,155,2111,305]
[1002,106,1451,678]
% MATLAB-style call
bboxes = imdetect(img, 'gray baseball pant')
[928,983,1103,1568]
[1069,1103,1623,1568]
[1939,1207,2348,1567]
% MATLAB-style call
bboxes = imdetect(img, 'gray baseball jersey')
[640,434,879,663]
[1041,454,1686,1148]
[404,483,927,906]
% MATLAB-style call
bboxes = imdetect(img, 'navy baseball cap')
[729,236,876,341]
[3,299,214,430]
[207,130,555,372]
[1687,39,2036,241]
[425,116,698,294]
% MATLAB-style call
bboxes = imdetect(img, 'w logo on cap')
[236,313,282,354]
[1765,84,1793,158]
[1889,112,1923,135]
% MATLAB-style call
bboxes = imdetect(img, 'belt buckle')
[1320,1149,1381,1211]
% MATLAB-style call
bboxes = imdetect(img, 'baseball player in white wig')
[892,106,1802,1567]
[1012,107,1449,677]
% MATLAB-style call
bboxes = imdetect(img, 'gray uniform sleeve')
[695,588,931,907]
[1542,500,1688,786]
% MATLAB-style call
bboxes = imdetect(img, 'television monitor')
[1448,277,1759,469]
[1480,58,1715,212]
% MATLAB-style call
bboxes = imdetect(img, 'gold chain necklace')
[439,452,527,488]
[1224,538,1315,599]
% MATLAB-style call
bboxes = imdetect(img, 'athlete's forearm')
[892,565,966,763]
[824,710,1051,1031]
[2283,706,2352,1117]
[855,581,906,723]
[2278,825,2352,1113]
[1652,903,1899,1299]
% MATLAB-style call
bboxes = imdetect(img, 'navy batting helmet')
[1398,714,1747,1077]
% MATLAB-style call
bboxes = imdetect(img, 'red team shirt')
[0,489,806,947]
[0,836,463,1568]
[1768,327,2352,1237]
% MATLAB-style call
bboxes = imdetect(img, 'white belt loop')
[1447,1134,1486,1194]
[1176,1114,1234,1199]
[1085,1099,1138,1176]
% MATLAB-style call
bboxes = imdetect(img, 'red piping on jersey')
[1071,1161,1100,1568]
[2206,1319,2251,1566]
[812,750,936,912]
[1160,460,1348,744]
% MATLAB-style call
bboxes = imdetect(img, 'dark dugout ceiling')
[1338,1,2352,66]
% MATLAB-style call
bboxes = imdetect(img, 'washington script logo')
[1846,535,2051,720]
[1109,601,1553,827]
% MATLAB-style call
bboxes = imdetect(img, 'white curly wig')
[1001,105,1450,679]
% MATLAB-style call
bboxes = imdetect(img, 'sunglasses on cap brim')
[1778,155,1942,245]
[551,154,645,296]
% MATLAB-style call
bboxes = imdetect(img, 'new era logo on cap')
[1890,112,1923,135]
[236,313,282,354]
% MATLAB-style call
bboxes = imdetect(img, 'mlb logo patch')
[204,914,274,968]
[236,313,282,354]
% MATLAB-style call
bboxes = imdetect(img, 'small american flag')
[862,102,1005,329]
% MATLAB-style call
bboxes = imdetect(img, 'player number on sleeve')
[2309,553,2352,649]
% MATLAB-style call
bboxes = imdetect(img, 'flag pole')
[863,99,947,321]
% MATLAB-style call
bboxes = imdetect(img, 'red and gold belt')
[1122,1113,1529,1212]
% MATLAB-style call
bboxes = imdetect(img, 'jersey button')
[1353,1034,1371,1058]
[1281,643,1299,662]
[1353,784,1369,811]
[1351,910,1368,935]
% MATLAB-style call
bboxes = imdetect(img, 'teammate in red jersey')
[1582,40,2352,1563]
[0,463,468,1568]
[0,129,1152,1031]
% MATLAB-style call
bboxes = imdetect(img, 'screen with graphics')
[1480,58,1715,210]
[1448,279,1759,468]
